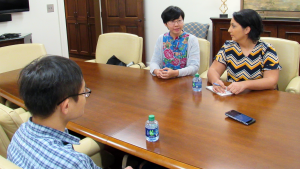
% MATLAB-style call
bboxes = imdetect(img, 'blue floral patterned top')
[162,32,190,70]
[150,32,200,77]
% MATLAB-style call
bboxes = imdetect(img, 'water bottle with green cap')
[145,115,159,142]
[192,73,202,92]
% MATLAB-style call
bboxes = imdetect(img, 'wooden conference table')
[1,61,300,169]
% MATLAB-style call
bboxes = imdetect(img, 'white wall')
[0,0,68,57]
[144,0,240,65]
[0,0,241,62]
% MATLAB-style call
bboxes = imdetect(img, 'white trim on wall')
[57,0,69,58]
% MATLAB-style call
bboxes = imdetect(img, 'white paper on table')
[206,86,233,96]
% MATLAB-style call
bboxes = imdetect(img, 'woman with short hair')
[208,9,281,94]
[150,6,200,79]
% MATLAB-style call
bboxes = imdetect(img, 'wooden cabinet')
[64,0,96,59]
[211,18,231,58]
[211,18,300,74]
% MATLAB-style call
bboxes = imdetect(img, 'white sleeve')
[178,35,200,77]
[150,34,164,76]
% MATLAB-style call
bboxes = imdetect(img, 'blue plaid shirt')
[7,117,101,169]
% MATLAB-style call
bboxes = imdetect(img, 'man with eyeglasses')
[7,56,132,169]
[150,6,200,79]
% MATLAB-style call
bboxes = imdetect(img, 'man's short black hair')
[161,6,185,24]
[233,9,263,43]
[19,56,83,118]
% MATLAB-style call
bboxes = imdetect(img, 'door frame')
[57,0,69,58]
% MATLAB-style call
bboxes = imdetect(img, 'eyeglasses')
[168,19,184,26]
[57,87,92,105]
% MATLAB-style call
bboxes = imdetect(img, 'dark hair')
[233,9,263,43]
[161,6,185,24]
[19,56,83,118]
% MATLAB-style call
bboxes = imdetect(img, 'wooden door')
[87,0,96,56]
[101,0,145,63]
[64,0,100,59]
[73,0,89,56]
[64,0,76,20]
[65,0,79,55]
[66,20,80,55]
[76,0,87,20]
[77,21,90,56]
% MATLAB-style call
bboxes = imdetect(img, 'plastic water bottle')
[192,73,202,92]
[145,115,159,142]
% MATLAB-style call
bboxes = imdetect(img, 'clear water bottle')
[145,115,159,142]
[192,73,202,92]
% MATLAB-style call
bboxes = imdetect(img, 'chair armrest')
[200,70,208,79]
[85,59,96,63]
[0,103,13,113]
[5,101,19,109]
[285,76,300,94]
[200,70,227,81]
[143,66,150,70]
[0,155,22,169]
[74,137,114,168]
[128,62,145,69]
[220,71,227,81]
[73,137,105,157]
[0,125,10,158]
[14,108,31,123]
[0,97,6,105]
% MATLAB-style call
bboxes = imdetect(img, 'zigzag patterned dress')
[215,40,282,82]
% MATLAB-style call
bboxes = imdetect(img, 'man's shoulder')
[10,121,29,141]
[8,120,98,168]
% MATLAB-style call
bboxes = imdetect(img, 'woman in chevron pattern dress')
[207,9,281,94]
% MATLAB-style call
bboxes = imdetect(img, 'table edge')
[67,122,200,169]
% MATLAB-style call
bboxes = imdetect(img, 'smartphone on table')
[225,110,256,125]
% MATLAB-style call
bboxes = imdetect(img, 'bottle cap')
[148,115,155,121]
[195,73,199,77]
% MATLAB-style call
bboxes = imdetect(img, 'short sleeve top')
[215,40,282,82]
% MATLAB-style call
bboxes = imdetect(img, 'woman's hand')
[213,80,227,93]
[154,69,163,78]
[207,61,227,89]
[154,68,179,79]
[160,68,179,79]
[227,82,247,94]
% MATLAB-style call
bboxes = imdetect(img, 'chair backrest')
[260,37,300,91]
[197,38,210,76]
[95,33,143,65]
[0,44,47,74]
[0,155,22,169]
[0,103,31,158]
[0,125,10,159]
[183,22,210,39]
